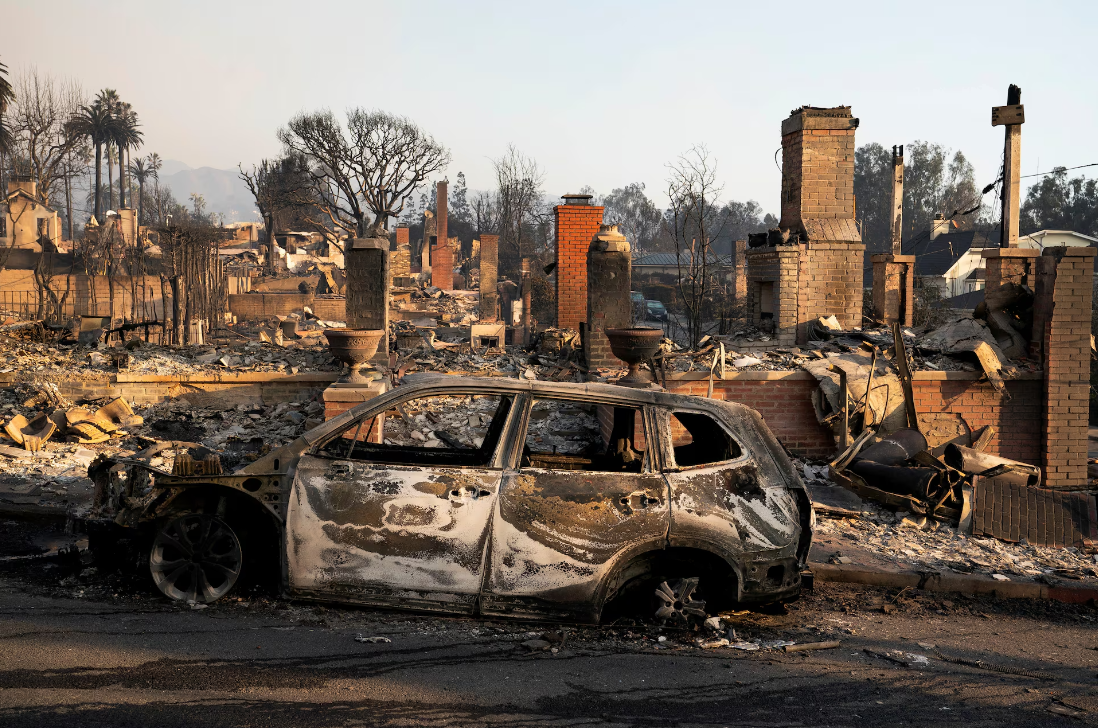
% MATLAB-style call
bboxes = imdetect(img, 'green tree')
[854,140,983,249]
[853,142,891,253]
[603,182,664,253]
[1020,168,1098,237]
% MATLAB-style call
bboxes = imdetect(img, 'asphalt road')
[1,544,1097,728]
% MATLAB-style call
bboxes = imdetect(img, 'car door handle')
[620,491,662,509]
[449,487,493,501]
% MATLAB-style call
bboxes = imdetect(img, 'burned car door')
[286,392,517,614]
[657,406,806,600]
[480,398,670,622]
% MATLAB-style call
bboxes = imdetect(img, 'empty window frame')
[668,411,742,468]
[521,399,646,473]
[317,393,513,468]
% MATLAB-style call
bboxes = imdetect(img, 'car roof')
[304,373,758,444]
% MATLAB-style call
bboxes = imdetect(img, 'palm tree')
[146,152,162,222]
[189,192,206,219]
[0,59,15,194]
[95,89,120,209]
[67,100,113,221]
[0,59,13,154]
[113,102,142,209]
[129,157,150,225]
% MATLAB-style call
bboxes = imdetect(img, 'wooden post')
[889,145,904,255]
[993,84,1024,248]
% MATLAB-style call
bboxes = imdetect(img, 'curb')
[0,502,71,526]
[810,561,1098,604]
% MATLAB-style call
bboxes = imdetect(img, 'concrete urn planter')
[604,327,663,384]
[324,328,385,384]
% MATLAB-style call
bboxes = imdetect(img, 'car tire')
[149,513,243,603]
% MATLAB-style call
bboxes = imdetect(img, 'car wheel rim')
[654,578,707,622]
[150,514,242,603]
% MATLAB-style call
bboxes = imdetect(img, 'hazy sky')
[6,0,1097,213]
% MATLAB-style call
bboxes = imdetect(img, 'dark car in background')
[89,375,812,623]
[645,300,669,322]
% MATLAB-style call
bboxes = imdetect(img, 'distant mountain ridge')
[158,161,256,223]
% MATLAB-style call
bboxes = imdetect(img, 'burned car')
[88,375,812,623]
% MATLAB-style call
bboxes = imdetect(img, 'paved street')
[1,544,1097,728]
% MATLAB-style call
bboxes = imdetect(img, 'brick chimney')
[431,181,453,290]
[554,194,604,330]
[746,105,866,344]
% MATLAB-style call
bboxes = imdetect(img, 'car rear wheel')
[654,577,707,623]
[150,513,243,603]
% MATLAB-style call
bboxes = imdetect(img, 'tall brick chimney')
[431,181,453,290]
[554,194,604,330]
[746,106,866,344]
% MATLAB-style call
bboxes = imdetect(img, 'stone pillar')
[431,181,452,290]
[554,194,604,330]
[520,258,533,346]
[732,239,747,302]
[586,225,631,369]
[420,211,435,274]
[392,227,411,279]
[344,233,390,359]
[870,254,915,326]
[479,234,499,322]
[982,248,1040,310]
[1032,246,1096,489]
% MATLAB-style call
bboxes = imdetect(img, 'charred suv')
[88,375,812,623]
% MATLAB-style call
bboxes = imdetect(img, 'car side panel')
[286,454,500,614]
[481,469,670,622]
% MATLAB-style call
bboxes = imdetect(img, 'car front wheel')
[149,513,243,603]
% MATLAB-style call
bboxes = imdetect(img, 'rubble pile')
[395,284,479,326]
[383,395,500,449]
[0,336,339,383]
[0,380,322,512]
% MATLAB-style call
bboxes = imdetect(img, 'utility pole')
[889,145,904,255]
[992,84,1025,247]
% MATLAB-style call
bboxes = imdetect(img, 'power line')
[1020,162,1098,179]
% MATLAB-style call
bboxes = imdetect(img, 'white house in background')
[903,214,1098,300]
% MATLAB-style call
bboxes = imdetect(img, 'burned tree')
[239,154,310,274]
[493,145,547,277]
[156,219,226,345]
[666,145,726,350]
[277,109,449,237]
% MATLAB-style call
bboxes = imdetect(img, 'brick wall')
[912,376,1043,466]
[228,294,345,322]
[0,270,167,321]
[479,234,499,322]
[798,241,864,338]
[1034,247,1096,488]
[554,203,604,329]
[660,371,1044,462]
[36,372,340,407]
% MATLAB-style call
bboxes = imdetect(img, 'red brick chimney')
[554,194,604,330]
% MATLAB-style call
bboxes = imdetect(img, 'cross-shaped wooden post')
[992,84,1025,247]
